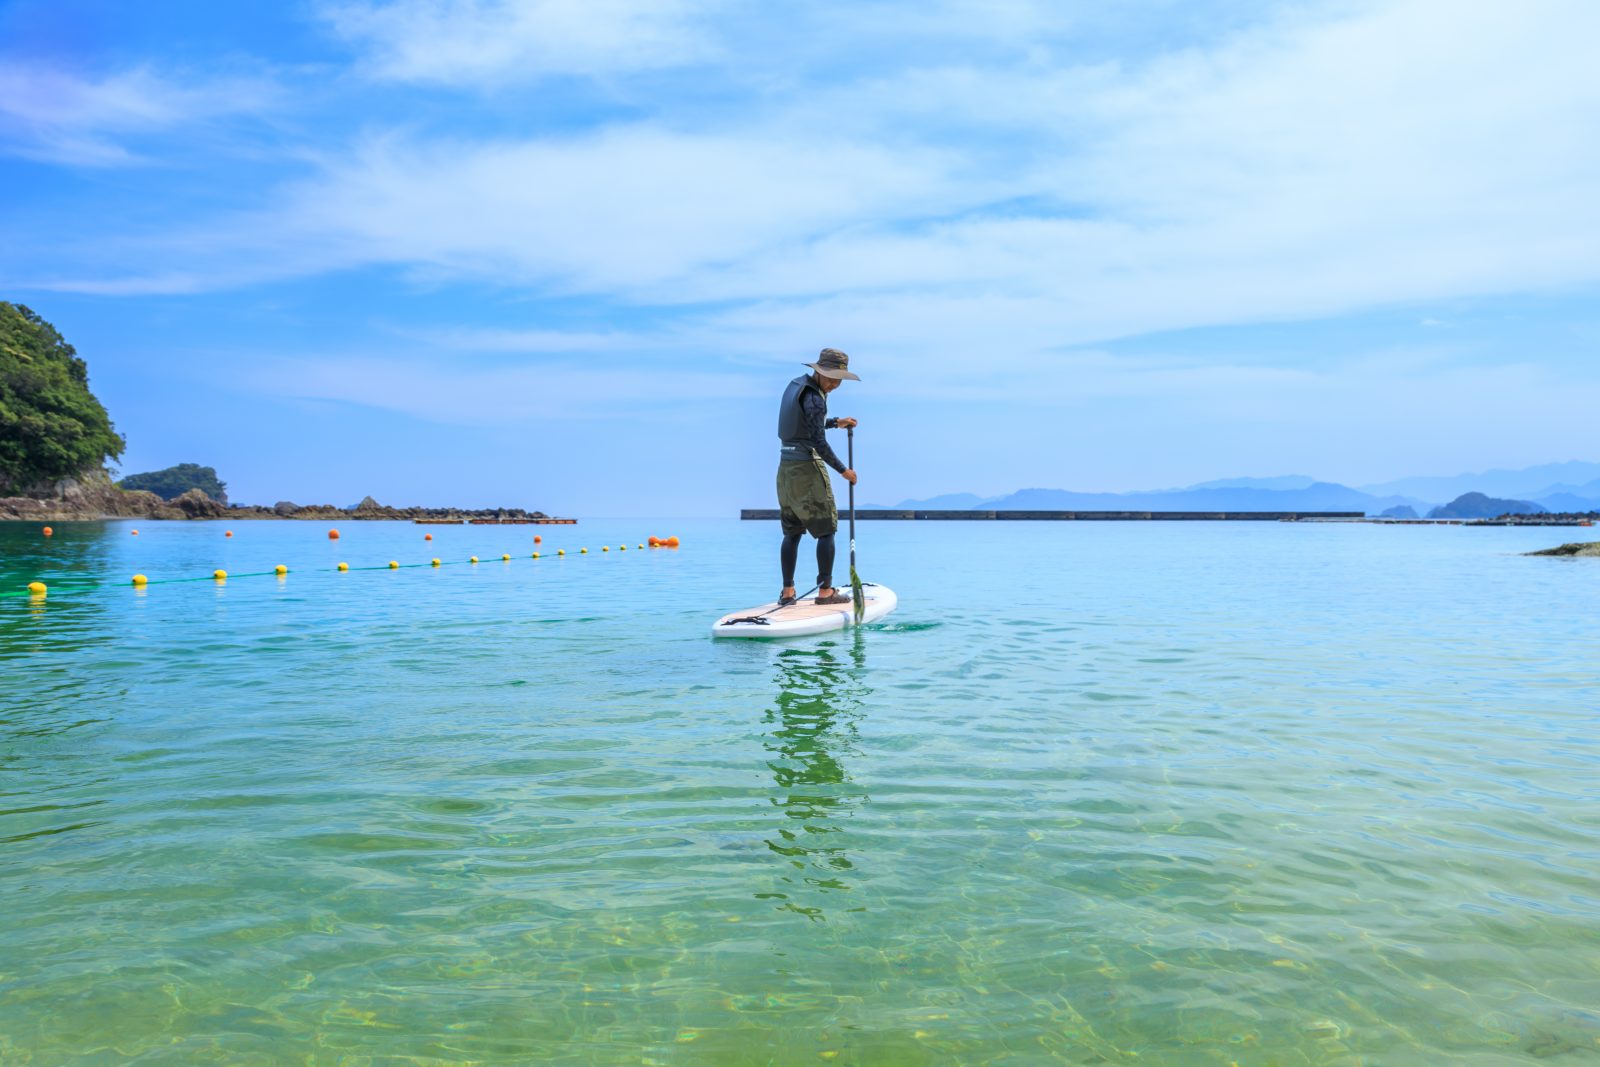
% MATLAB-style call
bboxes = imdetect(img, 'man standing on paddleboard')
[777,348,858,606]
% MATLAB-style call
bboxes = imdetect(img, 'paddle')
[847,426,864,622]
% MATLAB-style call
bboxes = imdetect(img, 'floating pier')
[1463,518,1595,527]
[741,509,1366,521]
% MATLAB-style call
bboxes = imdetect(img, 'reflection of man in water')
[762,643,868,920]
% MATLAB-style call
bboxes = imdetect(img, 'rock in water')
[1526,541,1600,557]
[171,488,228,519]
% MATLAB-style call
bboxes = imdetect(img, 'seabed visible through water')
[2,518,1597,1063]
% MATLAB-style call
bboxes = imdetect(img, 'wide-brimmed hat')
[805,348,860,381]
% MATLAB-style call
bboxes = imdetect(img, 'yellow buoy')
[337,562,349,572]
[532,552,540,559]
[213,569,227,581]
[389,560,399,569]
[558,549,565,556]
[274,565,288,576]
[470,556,479,563]
[27,581,46,596]
[501,554,510,561]
[580,548,588,554]
[620,545,626,551]
[431,558,441,567]
[602,546,609,552]
[131,574,148,586]
[637,544,643,550]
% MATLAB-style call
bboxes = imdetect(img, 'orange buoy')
[42,526,53,537]
[425,533,433,541]
[534,535,542,544]
[225,530,233,537]
[131,529,139,536]
[648,536,660,547]
[328,529,340,540]
[666,536,680,548]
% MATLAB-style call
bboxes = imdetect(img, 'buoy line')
[7,537,683,600]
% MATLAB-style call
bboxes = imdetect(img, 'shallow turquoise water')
[2,518,1597,1064]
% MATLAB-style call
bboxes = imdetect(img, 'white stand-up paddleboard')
[712,583,897,639]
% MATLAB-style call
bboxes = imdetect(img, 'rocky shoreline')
[0,473,548,523]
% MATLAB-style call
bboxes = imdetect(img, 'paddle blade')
[850,565,865,623]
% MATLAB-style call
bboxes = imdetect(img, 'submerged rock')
[1527,541,1600,557]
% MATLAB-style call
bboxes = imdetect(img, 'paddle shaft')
[847,427,856,571]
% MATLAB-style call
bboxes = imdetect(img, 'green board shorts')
[777,456,838,538]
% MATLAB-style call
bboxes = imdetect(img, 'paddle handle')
[847,427,856,568]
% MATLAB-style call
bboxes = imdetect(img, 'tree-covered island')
[0,303,548,522]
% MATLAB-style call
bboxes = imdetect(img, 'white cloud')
[319,0,714,84]
[310,2,1598,310]
[266,125,979,291]
[0,65,276,166]
[392,325,644,352]
[25,0,1600,372]
[243,353,765,423]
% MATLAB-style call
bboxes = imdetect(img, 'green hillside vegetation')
[0,302,124,494]
[120,463,227,502]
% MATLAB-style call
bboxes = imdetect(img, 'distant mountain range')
[870,462,1600,516]
[1357,461,1600,503]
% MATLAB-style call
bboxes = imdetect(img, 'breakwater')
[741,509,1365,521]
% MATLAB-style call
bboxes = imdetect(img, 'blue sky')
[3,0,1598,516]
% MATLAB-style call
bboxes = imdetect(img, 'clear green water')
[2,518,1597,1065]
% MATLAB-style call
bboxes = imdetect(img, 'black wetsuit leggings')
[781,531,835,590]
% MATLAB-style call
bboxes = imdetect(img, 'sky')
[2,0,1598,516]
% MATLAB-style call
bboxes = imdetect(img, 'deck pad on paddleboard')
[712,583,897,639]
